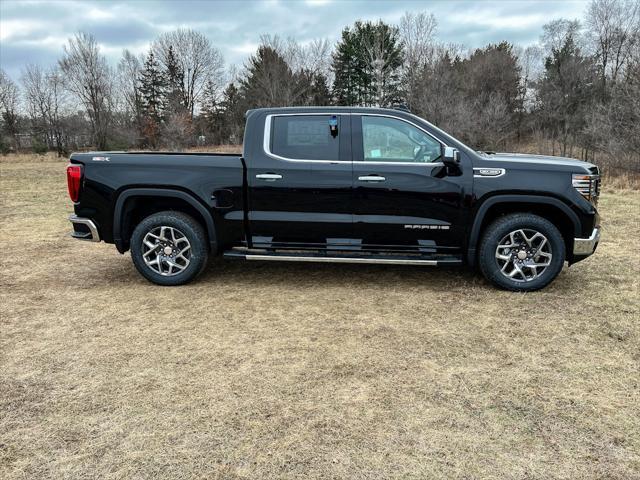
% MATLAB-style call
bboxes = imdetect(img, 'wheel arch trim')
[113,188,217,253]
[467,195,581,266]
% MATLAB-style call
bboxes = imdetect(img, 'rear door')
[246,112,353,248]
[351,114,467,254]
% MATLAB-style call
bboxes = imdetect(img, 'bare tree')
[117,50,143,119]
[152,28,224,118]
[59,32,113,150]
[21,64,69,155]
[400,11,438,67]
[586,0,640,93]
[0,69,21,151]
[399,11,438,110]
[116,49,144,145]
[541,19,583,55]
[260,34,333,79]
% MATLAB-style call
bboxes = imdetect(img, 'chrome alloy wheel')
[142,226,191,276]
[495,229,553,282]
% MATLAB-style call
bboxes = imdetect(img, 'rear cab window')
[270,115,340,161]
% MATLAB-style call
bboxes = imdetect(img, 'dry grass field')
[1,153,639,479]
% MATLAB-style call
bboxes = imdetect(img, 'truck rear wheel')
[478,213,565,291]
[130,211,208,286]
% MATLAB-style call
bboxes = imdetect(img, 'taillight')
[67,164,83,202]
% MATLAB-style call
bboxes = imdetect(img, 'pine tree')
[165,45,185,114]
[240,46,297,107]
[200,79,221,142]
[292,70,331,106]
[311,73,331,106]
[331,21,404,107]
[138,51,166,146]
[332,27,361,106]
[220,83,244,144]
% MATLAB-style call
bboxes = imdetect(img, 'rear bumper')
[69,215,101,242]
[573,227,600,256]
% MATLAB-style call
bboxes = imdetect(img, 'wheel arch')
[467,195,580,266]
[113,188,217,254]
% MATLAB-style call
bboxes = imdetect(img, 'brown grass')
[1,156,639,479]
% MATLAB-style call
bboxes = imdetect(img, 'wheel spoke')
[517,229,532,247]
[143,239,157,250]
[146,257,159,266]
[514,263,528,280]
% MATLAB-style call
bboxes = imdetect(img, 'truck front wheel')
[478,213,565,291]
[130,211,209,286]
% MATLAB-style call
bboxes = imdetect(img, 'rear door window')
[271,115,340,161]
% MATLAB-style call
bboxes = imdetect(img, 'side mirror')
[443,146,460,167]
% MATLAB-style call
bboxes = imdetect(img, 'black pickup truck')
[67,107,600,291]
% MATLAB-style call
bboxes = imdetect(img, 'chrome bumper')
[69,215,101,242]
[573,227,600,255]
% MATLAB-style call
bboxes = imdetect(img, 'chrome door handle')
[256,173,282,181]
[358,175,386,182]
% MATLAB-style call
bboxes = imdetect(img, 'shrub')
[32,141,48,155]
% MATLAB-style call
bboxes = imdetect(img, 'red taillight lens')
[66,164,83,202]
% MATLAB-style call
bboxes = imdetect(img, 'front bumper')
[69,215,101,242]
[573,227,600,256]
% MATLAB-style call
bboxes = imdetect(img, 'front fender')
[466,194,581,266]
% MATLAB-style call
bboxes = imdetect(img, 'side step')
[223,250,462,266]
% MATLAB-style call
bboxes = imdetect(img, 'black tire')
[478,213,565,291]
[130,211,209,286]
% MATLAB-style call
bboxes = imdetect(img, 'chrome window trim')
[263,112,446,166]
[263,114,349,164]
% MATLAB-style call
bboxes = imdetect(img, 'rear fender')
[113,188,217,253]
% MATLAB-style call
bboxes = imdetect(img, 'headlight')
[572,174,600,203]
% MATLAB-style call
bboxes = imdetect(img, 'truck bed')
[70,151,246,250]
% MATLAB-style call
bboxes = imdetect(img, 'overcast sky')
[1,0,589,80]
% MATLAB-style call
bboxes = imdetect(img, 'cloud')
[0,0,589,80]
[0,19,47,41]
[305,0,333,5]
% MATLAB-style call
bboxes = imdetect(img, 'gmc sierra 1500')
[67,107,600,291]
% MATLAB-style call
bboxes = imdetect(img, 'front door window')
[361,115,442,163]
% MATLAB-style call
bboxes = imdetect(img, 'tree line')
[0,0,638,173]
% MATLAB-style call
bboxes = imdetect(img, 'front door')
[247,112,353,248]
[351,114,469,255]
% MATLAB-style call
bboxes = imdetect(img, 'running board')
[223,250,462,266]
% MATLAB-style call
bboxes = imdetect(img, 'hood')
[480,152,599,174]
